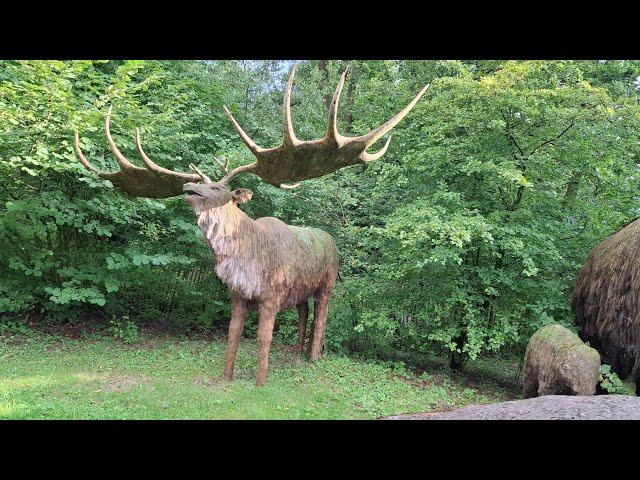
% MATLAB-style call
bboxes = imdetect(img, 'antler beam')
[73,106,201,198]
[210,154,299,190]
[223,64,430,186]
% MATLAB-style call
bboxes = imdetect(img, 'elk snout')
[183,182,204,197]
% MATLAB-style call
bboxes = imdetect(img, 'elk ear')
[231,188,253,204]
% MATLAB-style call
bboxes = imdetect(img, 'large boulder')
[523,324,601,399]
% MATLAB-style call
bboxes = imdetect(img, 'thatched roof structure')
[572,217,640,384]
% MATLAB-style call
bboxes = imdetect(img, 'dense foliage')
[1,60,639,369]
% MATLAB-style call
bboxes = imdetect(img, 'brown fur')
[523,324,601,399]
[572,218,640,393]
[186,190,339,386]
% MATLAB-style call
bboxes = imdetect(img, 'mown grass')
[0,331,514,419]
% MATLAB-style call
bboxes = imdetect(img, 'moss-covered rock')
[523,324,601,399]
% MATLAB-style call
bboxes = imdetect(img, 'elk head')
[182,160,253,215]
[73,64,429,197]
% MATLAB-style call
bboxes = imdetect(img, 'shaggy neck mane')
[195,201,264,299]
[196,202,247,254]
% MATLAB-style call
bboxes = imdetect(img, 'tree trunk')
[317,60,332,112]
[450,349,468,371]
[563,170,583,206]
[344,72,357,134]
[449,323,468,371]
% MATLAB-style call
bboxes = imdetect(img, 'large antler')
[75,64,428,196]
[73,106,201,198]
[223,64,430,187]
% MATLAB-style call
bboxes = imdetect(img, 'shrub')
[598,364,627,395]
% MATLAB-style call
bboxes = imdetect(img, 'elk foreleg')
[256,302,278,386]
[224,295,248,381]
[294,301,309,354]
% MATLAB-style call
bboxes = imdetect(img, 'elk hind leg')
[294,301,309,354]
[308,289,331,361]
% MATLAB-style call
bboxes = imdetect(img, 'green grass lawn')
[0,330,515,419]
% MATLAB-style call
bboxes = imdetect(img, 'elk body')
[73,64,428,385]
[183,178,338,384]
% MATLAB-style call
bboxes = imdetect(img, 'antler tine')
[73,131,107,175]
[326,67,349,142]
[213,156,230,174]
[219,161,258,186]
[283,64,299,146]
[278,182,301,190]
[355,84,431,148]
[104,105,139,170]
[135,128,200,181]
[212,155,259,186]
[223,106,265,156]
[360,136,392,163]
[189,163,212,183]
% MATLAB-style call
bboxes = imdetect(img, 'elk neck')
[195,201,248,256]
[194,201,264,299]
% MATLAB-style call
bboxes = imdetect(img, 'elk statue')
[73,64,429,385]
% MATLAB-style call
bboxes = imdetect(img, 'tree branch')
[560,217,589,240]
[0,180,17,200]
[501,112,524,158]
[7,174,39,193]
[497,186,511,210]
[529,119,576,157]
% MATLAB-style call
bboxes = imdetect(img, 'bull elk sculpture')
[74,64,429,385]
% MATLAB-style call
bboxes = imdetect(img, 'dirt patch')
[383,395,640,420]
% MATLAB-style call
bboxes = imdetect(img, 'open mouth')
[183,189,203,197]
